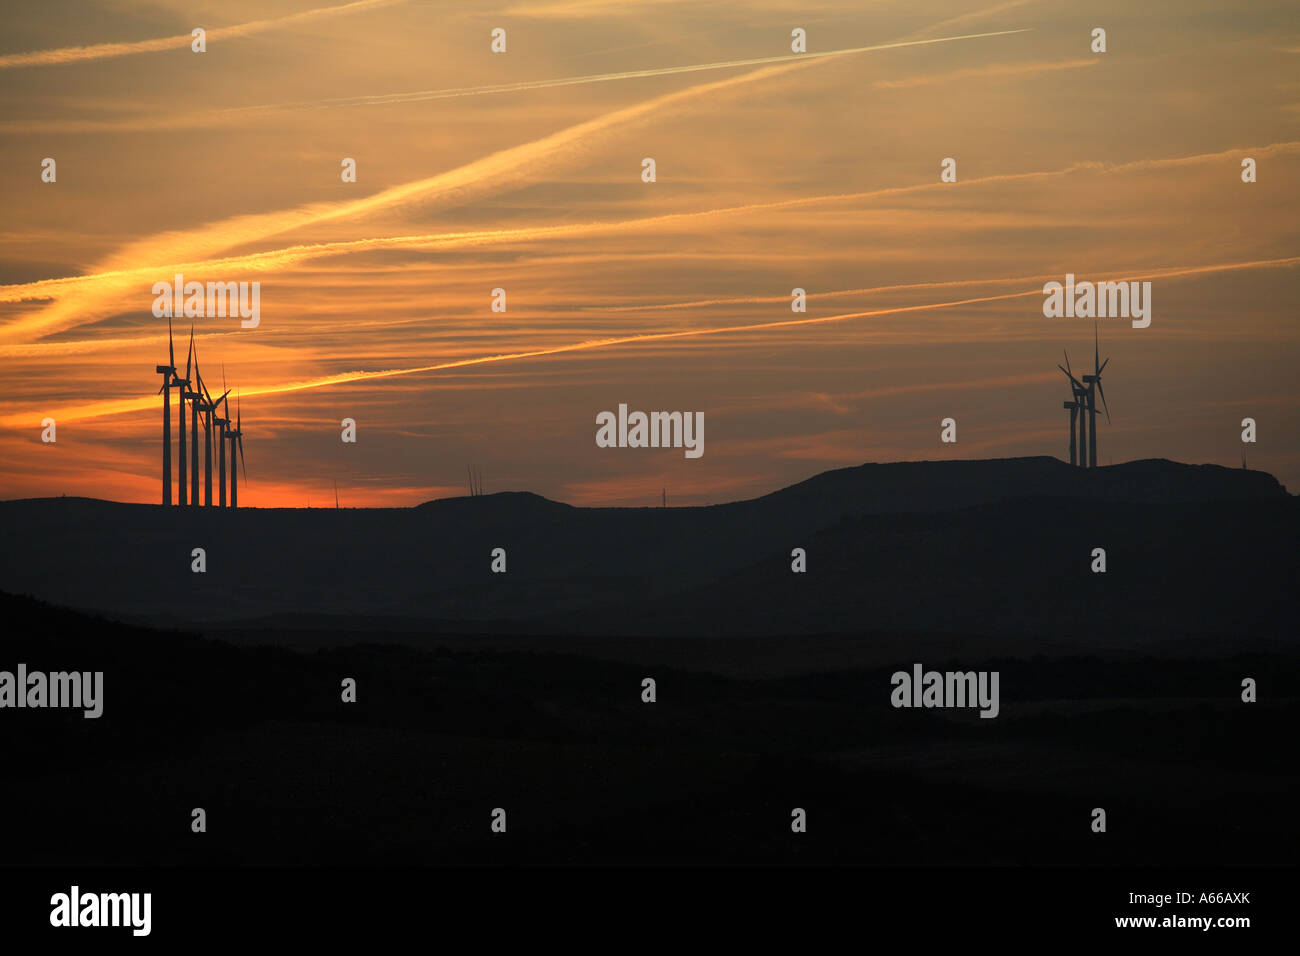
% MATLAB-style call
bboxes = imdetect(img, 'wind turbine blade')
[1058,365,1084,389]
[1097,379,1110,423]
[185,325,193,380]
[1063,350,1072,378]
[238,435,247,482]
[168,313,175,368]
[1094,321,1100,373]
[1097,357,1109,376]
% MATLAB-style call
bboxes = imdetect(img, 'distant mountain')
[0,457,1292,644]
[758,456,1287,513]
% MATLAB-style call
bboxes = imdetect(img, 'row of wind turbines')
[1059,324,1111,468]
[155,318,246,507]
[152,319,1110,507]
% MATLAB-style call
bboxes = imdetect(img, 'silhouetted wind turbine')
[176,328,194,505]
[183,333,203,506]
[155,315,178,506]
[1058,351,1088,468]
[201,384,228,508]
[1081,323,1111,469]
[226,393,246,509]
[194,364,224,508]
[212,368,232,508]
[196,370,211,506]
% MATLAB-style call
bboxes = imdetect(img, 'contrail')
[0,0,405,70]
[911,0,1042,38]
[870,57,1095,90]
[220,29,1032,113]
[0,53,829,343]
[9,254,1298,360]
[590,274,1073,312]
[0,27,1035,343]
[585,256,1300,313]
[6,140,1297,317]
[4,254,1296,429]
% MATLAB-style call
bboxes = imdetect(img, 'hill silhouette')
[0,456,1292,646]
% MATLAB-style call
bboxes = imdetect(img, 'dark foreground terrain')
[2,593,1294,866]
[1,458,1294,866]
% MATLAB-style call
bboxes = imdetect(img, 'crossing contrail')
[0,57,814,342]
[0,27,1032,343]
[0,0,406,70]
[221,28,1032,113]
[6,140,1297,318]
[4,254,1297,429]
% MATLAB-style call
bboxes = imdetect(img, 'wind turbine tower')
[226,395,245,509]
[184,339,205,506]
[213,388,232,508]
[177,328,194,506]
[1058,352,1090,468]
[1081,324,1111,469]
[155,316,178,505]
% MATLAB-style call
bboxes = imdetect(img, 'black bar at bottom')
[0,865,1283,942]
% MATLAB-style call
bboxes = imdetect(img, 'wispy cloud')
[6,140,1294,342]
[0,0,405,70]
[870,57,1095,89]
[5,254,1295,429]
[0,31,1039,344]
[909,0,1042,38]
[220,29,1032,113]
[0,58,815,342]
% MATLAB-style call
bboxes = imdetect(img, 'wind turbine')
[182,332,203,506]
[155,315,178,505]
[195,367,211,506]
[211,385,232,509]
[175,328,194,505]
[195,371,227,508]
[1058,351,1089,468]
[211,368,232,508]
[1081,323,1111,469]
[226,393,246,509]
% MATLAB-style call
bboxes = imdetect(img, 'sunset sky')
[1,0,1297,507]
